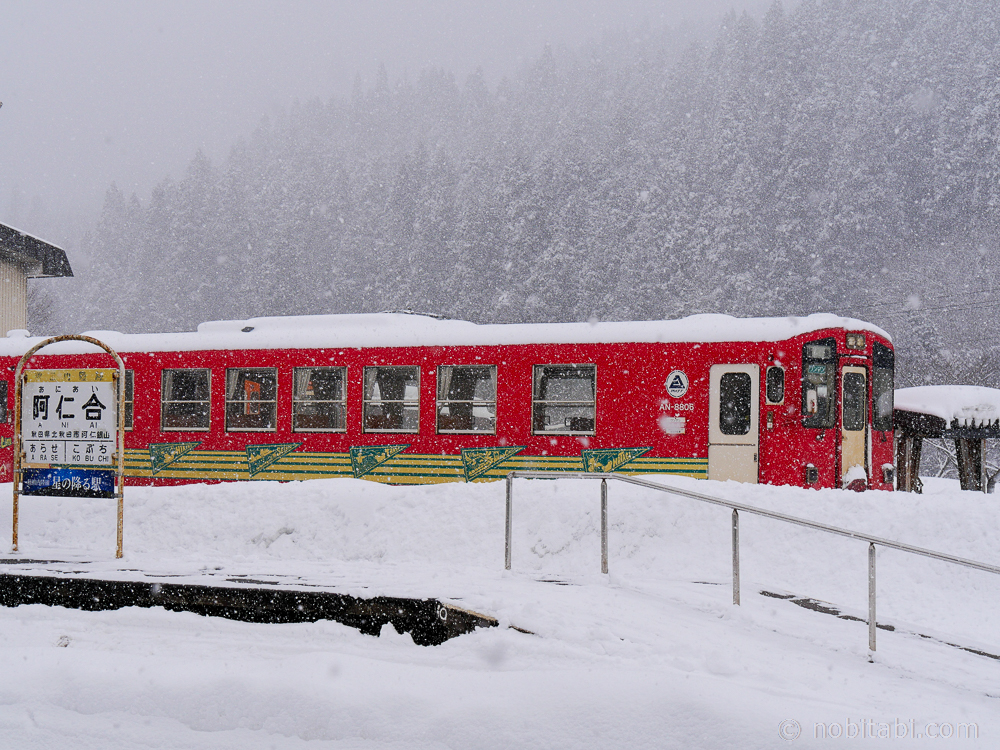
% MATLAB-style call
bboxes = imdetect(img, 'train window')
[842,372,866,431]
[765,366,785,404]
[872,342,894,432]
[363,366,419,433]
[802,337,836,428]
[0,380,7,423]
[161,369,211,431]
[226,368,278,431]
[122,370,134,430]
[719,372,752,435]
[532,364,596,435]
[437,365,496,434]
[293,367,347,432]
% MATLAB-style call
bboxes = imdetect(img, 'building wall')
[0,258,28,335]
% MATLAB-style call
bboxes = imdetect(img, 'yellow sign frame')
[12,336,126,559]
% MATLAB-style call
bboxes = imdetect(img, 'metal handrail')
[505,471,1000,652]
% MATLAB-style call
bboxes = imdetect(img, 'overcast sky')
[1,0,768,241]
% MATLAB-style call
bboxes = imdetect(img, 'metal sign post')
[12,335,126,558]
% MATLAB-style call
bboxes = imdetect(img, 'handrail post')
[732,509,740,605]
[12,366,21,552]
[505,474,513,570]
[600,478,608,574]
[868,542,877,652]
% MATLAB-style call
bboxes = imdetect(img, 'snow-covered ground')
[1,475,998,748]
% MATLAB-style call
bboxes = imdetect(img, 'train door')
[840,365,868,488]
[708,364,759,483]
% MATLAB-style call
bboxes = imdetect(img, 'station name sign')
[20,368,118,498]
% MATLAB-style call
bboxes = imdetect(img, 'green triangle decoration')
[149,442,201,475]
[246,443,301,476]
[581,447,652,474]
[350,445,410,478]
[461,446,524,482]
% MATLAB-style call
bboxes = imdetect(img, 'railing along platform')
[505,471,1000,653]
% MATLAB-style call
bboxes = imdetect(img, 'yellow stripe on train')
[123,448,707,483]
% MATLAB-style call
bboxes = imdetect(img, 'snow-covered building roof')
[0,312,889,356]
[0,222,73,339]
[0,222,73,279]
[894,386,1000,428]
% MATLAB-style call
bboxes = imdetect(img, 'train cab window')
[161,369,211,431]
[765,366,785,404]
[437,365,496,433]
[363,366,419,433]
[719,372,753,435]
[801,338,836,428]
[532,364,596,435]
[122,370,134,430]
[293,367,347,432]
[0,380,7,423]
[872,342,894,432]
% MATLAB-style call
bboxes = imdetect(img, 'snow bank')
[895,385,1000,425]
[7,475,1000,642]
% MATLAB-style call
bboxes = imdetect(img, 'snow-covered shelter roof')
[0,222,72,278]
[0,312,889,356]
[894,386,1000,428]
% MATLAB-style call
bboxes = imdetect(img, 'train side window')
[0,380,7,423]
[226,368,278,431]
[719,372,752,435]
[363,366,419,433]
[872,342,894,432]
[161,369,211,431]
[532,364,596,435]
[122,370,134,430]
[437,365,496,434]
[802,338,836,428]
[293,367,346,432]
[765,366,784,404]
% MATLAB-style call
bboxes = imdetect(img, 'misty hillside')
[68,0,1000,387]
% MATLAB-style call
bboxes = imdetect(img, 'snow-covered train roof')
[0,312,890,356]
[894,386,1000,426]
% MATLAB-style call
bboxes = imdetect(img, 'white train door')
[708,364,760,483]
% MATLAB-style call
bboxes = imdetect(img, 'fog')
[0,0,762,239]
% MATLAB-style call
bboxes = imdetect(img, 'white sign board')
[20,369,118,497]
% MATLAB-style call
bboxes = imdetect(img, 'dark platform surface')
[0,568,496,646]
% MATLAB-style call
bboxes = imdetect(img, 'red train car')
[0,312,895,490]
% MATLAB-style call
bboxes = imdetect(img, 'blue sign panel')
[21,467,115,499]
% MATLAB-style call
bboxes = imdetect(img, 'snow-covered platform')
[3,476,1000,745]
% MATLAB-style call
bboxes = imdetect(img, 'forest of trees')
[58,0,1000,389]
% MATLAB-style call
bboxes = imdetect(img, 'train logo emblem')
[665,370,689,398]
[149,441,201,475]
[461,445,524,482]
